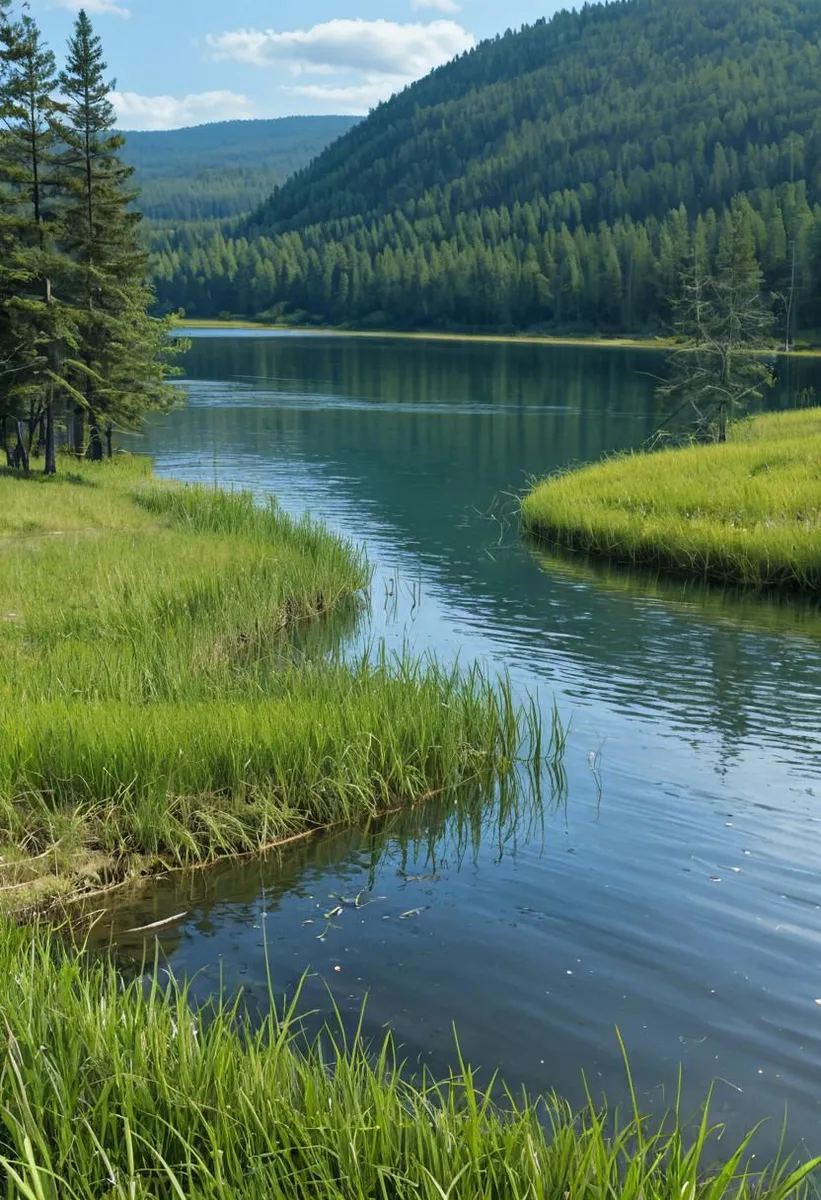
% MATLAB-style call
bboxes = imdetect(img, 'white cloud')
[284,78,407,113]
[111,90,257,131]
[411,0,461,14]
[207,18,473,78]
[58,0,131,17]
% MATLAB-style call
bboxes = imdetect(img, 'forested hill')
[151,0,821,334]
[122,116,358,224]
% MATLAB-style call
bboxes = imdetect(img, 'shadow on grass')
[0,465,98,487]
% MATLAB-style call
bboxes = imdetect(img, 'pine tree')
[0,0,20,460]
[709,203,775,440]
[54,9,179,459]
[659,203,774,443]
[0,6,72,473]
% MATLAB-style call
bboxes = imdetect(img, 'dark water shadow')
[526,542,821,639]
[80,772,558,972]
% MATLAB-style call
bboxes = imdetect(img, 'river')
[110,331,821,1155]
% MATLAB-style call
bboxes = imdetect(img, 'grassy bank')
[0,459,532,912]
[176,318,272,330]
[174,319,821,357]
[521,409,821,592]
[174,319,672,351]
[0,924,816,1200]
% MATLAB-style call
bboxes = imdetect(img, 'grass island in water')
[521,408,821,593]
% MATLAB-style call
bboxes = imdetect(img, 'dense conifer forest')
[122,117,358,224]
[150,0,821,337]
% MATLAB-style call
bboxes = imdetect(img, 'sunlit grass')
[0,459,546,911]
[0,925,817,1200]
[520,409,821,592]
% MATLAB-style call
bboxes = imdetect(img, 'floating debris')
[399,907,427,920]
[126,911,188,934]
[316,921,341,942]
[328,890,381,910]
[398,872,441,884]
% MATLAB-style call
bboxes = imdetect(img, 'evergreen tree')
[0,5,72,473]
[54,9,179,459]
[660,203,774,442]
[0,0,20,459]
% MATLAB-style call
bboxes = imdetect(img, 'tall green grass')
[1,462,369,706]
[0,925,816,1200]
[0,459,549,911]
[521,409,821,592]
[0,658,527,875]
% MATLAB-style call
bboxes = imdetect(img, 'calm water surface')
[111,333,821,1153]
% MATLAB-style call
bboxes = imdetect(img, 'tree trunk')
[15,421,30,472]
[717,405,727,444]
[87,413,104,461]
[34,412,46,458]
[44,400,56,475]
[73,406,85,457]
[27,407,39,456]
[106,422,113,459]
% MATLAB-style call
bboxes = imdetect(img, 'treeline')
[150,0,821,335]
[151,185,820,336]
[0,3,180,472]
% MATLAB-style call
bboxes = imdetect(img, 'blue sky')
[27,0,569,129]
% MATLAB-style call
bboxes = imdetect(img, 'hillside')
[122,116,358,224]
[150,0,821,333]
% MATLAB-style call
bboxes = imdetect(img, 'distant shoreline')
[174,319,821,358]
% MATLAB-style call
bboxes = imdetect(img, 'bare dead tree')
[657,212,775,443]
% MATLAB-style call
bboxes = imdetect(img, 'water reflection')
[523,543,821,774]
[91,778,555,1028]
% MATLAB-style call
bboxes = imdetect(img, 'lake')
[111,332,821,1155]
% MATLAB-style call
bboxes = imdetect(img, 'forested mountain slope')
[122,116,358,223]
[151,0,821,334]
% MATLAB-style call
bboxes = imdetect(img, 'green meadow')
[521,409,821,593]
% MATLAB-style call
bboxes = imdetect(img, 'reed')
[0,459,546,911]
[520,409,821,593]
[0,924,816,1200]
